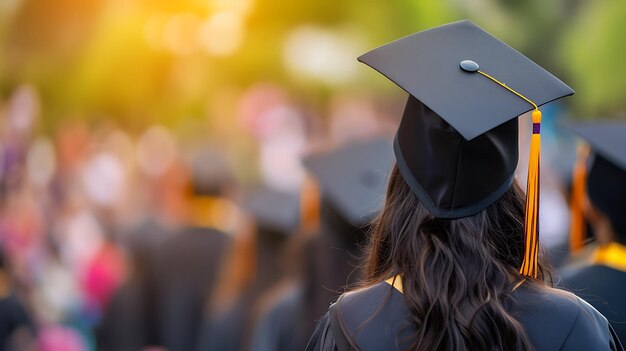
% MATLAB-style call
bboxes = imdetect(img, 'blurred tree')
[560,0,626,117]
[4,0,621,130]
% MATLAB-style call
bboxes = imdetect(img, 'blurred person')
[238,83,310,193]
[94,228,159,351]
[94,126,179,350]
[94,178,172,350]
[196,186,299,351]
[307,21,621,350]
[152,150,240,351]
[250,138,393,351]
[0,248,36,351]
[560,122,626,342]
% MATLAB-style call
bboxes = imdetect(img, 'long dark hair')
[363,165,551,350]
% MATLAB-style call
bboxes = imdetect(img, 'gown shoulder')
[511,285,624,350]
[306,281,624,351]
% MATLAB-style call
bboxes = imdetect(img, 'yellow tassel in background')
[569,144,589,252]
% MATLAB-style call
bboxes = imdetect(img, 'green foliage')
[1,0,625,128]
[561,0,626,116]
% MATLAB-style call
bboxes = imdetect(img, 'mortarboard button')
[244,186,300,235]
[460,60,479,72]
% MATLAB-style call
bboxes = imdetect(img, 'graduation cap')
[359,20,574,278]
[189,149,235,197]
[302,138,394,227]
[244,186,300,235]
[566,121,626,245]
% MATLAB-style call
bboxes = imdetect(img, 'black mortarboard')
[359,20,574,141]
[189,150,234,197]
[302,138,394,227]
[567,121,626,238]
[359,20,574,277]
[244,186,300,235]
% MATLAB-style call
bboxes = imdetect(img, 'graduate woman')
[306,20,623,351]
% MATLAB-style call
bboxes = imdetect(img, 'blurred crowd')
[0,83,401,351]
[0,73,584,351]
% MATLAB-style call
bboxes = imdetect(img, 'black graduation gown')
[250,201,367,351]
[0,293,35,351]
[196,228,288,351]
[96,219,166,350]
[153,226,231,351]
[562,265,626,344]
[306,281,623,351]
[248,285,304,351]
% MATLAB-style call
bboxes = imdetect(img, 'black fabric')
[197,297,250,351]
[244,186,300,235]
[328,304,350,351]
[96,282,147,351]
[306,312,339,351]
[587,155,626,241]
[97,218,166,350]
[252,200,367,351]
[306,281,624,351]
[196,225,289,351]
[562,265,626,344]
[394,96,518,218]
[153,226,231,351]
[249,286,304,351]
[300,219,367,350]
[0,294,35,351]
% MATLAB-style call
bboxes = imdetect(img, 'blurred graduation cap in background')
[358,19,574,278]
[188,149,236,197]
[566,121,626,248]
[302,137,394,228]
[243,186,300,235]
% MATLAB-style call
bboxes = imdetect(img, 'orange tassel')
[520,110,542,278]
[300,176,320,233]
[569,145,589,252]
[473,69,546,278]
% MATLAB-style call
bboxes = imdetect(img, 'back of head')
[566,121,626,244]
[364,165,550,351]
[587,154,626,243]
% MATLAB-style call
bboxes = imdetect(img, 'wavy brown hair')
[362,165,552,350]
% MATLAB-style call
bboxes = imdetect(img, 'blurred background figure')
[150,149,239,351]
[0,0,625,350]
[560,122,626,342]
[249,138,393,351]
[196,185,299,351]
[0,249,36,351]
